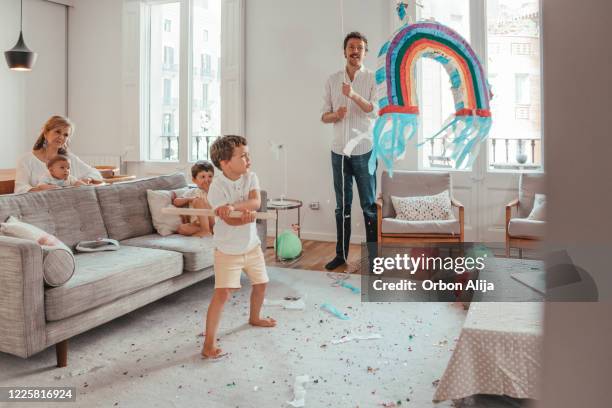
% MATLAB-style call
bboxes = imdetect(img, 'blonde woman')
[14,115,102,194]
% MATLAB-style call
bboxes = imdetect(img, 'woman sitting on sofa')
[15,115,103,194]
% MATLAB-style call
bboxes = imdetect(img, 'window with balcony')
[143,0,224,163]
[417,0,542,171]
[488,0,542,170]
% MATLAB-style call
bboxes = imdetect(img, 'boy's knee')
[215,288,233,302]
[252,283,267,292]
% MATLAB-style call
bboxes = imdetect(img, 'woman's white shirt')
[14,151,102,194]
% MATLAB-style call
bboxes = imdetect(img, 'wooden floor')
[264,237,362,272]
[264,237,523,272]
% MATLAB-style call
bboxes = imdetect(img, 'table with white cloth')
[433,301,543,402]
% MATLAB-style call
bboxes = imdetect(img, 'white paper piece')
[264,297,305,310]
[331,333,383,345]
[287,375,309,407]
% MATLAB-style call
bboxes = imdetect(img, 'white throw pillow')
[0,216,75,286]
[527,193,546,221]
[147,188,188,236]
[391,190,452,221]
[0,216,72,253]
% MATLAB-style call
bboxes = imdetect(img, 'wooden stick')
[161,207,277,220]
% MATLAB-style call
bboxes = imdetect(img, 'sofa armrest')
[506,198,519,226]
[451,197,465,242]
[0,236,46,358]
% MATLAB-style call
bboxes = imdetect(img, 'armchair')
[377,171,464,243]
[505,173,546,257]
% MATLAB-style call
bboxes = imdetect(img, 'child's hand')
[74,180,87,187]
[239,208,256,224]
[215,205,234,219]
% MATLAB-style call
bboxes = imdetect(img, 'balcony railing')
[159,135,179,161]
[192,135,219,161]
[425,137,542,170]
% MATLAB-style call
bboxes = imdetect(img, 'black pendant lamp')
[5,0,37,71]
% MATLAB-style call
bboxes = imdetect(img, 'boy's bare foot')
[249,317,277,327]
[201,346,224,359]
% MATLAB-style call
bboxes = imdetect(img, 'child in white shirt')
[202,135,275,359]
[172,161,215,237]
[39,155,87,188]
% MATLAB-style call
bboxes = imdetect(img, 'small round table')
[267,198,302,261]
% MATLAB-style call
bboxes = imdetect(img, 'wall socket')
[309,201,320,210]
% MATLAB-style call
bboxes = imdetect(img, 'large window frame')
[410,0,544,173]
[136,0,244,172]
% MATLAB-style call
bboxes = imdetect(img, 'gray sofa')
[0,173,267,367]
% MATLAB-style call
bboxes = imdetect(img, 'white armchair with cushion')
[377,171,464,243]
[506,173,546,257]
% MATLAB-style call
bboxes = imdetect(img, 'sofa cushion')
[381,171,451,218]
[518,173,546,218]
[45,246,183,321]
[95,173,187,241]
[381,217,460,235]
[0,186,108,249]
[508,218,546,239]
[42,246,75,287]
[391,190,452,221]
[121,234,214,272]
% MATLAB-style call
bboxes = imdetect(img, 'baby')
[172,160,215,237]
[39,155,86,188]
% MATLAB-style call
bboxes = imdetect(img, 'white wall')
[0,0,67,168]
[67,0,123,157]
[246,0,391,242]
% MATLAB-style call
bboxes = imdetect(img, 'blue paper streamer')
[337,281,361,294]
[321,303,350,320]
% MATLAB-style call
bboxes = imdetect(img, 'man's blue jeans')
[331,150,378,259]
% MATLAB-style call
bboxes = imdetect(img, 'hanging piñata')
[369,2,493,174]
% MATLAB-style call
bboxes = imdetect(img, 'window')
[163,46,175,69]
[416,0,542,170]
[143,0,222,163]
[419,0,470,169]
[515,73,530,105]
[191,0,221,162]
[202,83,209,104]
[511,42,531,55]
[201,53,212,74]
[488,0,542,169]
[163,78,172,104]
[148,2,180,161]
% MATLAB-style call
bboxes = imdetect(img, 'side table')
[267,198,302,261]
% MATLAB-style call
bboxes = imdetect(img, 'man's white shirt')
[321,66,377,156]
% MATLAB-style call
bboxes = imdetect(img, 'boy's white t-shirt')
[182,187,207,223]
[207,171,261,255]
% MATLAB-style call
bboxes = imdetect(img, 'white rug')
[0,267,469,407]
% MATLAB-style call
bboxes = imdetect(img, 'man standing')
[321,32,377,270]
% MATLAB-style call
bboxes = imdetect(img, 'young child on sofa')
[39,155,87,188]
[172,160,215,237]
[202,135,276,359]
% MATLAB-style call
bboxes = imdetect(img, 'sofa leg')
[56,340,68,368]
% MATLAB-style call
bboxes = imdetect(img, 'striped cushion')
[42,246,75,287]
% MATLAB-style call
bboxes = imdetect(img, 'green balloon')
[275,230,302,259]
